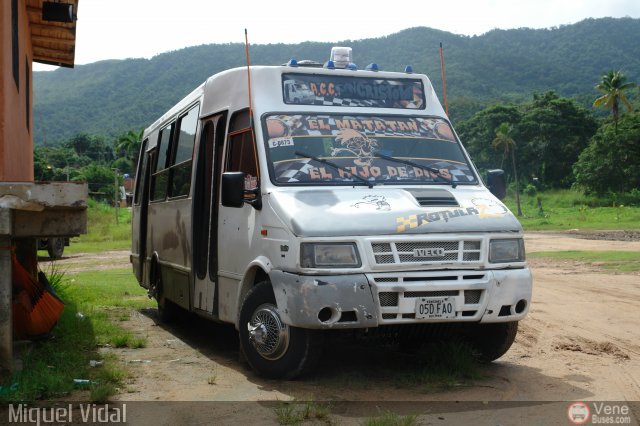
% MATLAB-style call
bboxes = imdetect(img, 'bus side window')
[151,124,174,201]
[225,109,259,186]
[169,104,200,198]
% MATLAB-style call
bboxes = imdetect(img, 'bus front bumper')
[269,268,532,329]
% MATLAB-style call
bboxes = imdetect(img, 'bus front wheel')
[47,237,65,259]
[239,281,322,379]
[467,321,519,362]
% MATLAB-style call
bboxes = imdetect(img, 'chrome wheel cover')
[247,303,290,360]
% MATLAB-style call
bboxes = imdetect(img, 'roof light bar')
[324,60,336,69]
[330,47,352,69]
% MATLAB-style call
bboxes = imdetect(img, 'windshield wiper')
[374,153,456,188]
[294,151,375,188]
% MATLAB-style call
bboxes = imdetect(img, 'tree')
[593,70,636,125]
[457,104,521,174]
[33,145,86,182]
[458,92,597,188]
[573,112,640,195]
[115,129,144,176]
[62,133,115,164]
[115,129,143,160]
[73,164,118,203]
[516,92,597,187]
[493,123,522,216]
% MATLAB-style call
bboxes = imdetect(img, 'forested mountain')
[33,17,640,144]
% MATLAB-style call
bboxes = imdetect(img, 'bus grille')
[371,240,482,265]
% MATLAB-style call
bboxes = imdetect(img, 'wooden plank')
[12,209,87,237]
[31,35,76,45]
[33,45,75,56]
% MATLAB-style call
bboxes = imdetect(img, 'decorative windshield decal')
[352,195,391,211]
[283,74,425,109]
[264,114,476,185]
[266,115,456,141]
[332,129,378,166]
[472,198,509,218]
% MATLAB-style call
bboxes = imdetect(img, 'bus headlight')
[489,239,525,263]
[300,243,361,268]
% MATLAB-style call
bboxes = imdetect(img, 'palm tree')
[116,129,143,157]
[115,129,144,166]
[492,123,522,216]
[593,70,636,125]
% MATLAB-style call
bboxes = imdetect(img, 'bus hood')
[267,187,522,237]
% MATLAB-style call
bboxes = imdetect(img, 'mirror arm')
[243,187,262,210]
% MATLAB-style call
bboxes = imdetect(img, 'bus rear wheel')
[239,281,322,379]
[150,266,178,323]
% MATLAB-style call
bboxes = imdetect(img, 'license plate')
[415,297,456,319]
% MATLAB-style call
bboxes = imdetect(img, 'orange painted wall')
[0,0,34,182]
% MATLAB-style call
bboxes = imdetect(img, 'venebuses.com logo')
[567,401,633,425]
[568,402,591,424]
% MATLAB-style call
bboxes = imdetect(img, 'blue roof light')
[365,63,379,71]
[346,62,358,71]
[287,58,298,67]
[404,65,413,73]
[323,60,336,69]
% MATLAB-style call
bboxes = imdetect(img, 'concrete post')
[0,234,12,375]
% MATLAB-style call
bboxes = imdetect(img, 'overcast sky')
[34,0,640,71]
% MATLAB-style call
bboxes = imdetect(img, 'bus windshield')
[263,114,477,186]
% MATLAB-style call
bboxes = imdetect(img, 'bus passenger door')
[132,139,149,284]
[192,113,225,315]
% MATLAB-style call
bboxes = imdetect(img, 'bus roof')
[143,65,446,140]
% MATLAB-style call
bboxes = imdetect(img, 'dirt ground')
[52,231,640,424]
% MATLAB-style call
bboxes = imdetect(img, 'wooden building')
[0,0,86,376]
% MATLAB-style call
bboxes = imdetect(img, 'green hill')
[33,17,640,144]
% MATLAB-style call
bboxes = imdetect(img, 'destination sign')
[282,73,425,109]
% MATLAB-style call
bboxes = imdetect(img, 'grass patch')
[66,269,154,348]
[90,354,128,403]
[66,200,132,253]
[316,340,482,394]
[391,341,482,392]
[363,412,417,426]
[0,269,151,403]
[273,401,334,425]
[529,250,640,272]
[503,189,640,231]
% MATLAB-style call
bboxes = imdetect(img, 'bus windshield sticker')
[282,74,426,109]
[244,175,258,191]
[263,114,476,185]
[268,137,295,148]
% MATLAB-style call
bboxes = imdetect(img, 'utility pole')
[113,168,119,225]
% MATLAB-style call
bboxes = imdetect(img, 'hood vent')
[406,189,459,207]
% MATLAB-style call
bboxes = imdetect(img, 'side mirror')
[486,169,506,200]
[221,172,244,208]
[221,172,262,210]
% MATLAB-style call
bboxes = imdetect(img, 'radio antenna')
[439,42,449,116]
[244,29,254,128]
[244,29,260,185]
